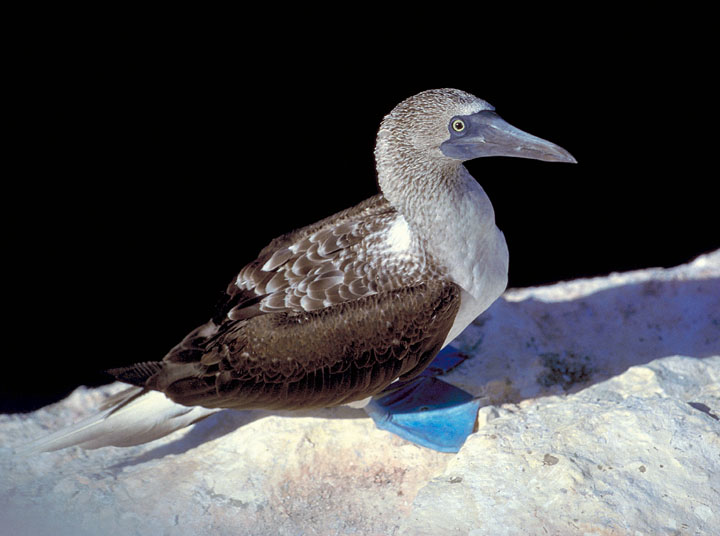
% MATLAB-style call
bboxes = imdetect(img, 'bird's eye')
[451,119,465,132]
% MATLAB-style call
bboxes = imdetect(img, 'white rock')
[402,355,720,535]
[1,250,719,535]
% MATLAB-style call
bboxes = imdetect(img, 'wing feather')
[227,194,442,319]
[109,194,457,411]
[146,279,460,410]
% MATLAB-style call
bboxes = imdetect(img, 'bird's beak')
[440,110,577,164]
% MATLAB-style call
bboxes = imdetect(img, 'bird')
[26,88,575,453]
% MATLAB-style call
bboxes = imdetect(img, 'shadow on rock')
[446,273,720,403]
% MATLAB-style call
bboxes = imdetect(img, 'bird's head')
[376,88,576,166]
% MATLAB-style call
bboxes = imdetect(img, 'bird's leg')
[364,346,482,452]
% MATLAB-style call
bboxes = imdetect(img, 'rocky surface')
[402,355,719,535]
[2,250,719,535]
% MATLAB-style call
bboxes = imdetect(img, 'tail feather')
[107,361,164,387]
[21,386,220,454]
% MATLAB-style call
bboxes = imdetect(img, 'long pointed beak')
[440,110,577,164]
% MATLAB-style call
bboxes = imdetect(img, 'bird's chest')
[417,181,508,297]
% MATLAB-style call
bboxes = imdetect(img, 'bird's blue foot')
[364,346,481,453]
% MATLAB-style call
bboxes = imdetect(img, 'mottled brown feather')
[148,280,459,410]
[111,194,458,410]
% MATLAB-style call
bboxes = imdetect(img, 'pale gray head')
[376,88,576,166]
[374,88,576,216]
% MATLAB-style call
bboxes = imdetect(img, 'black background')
[4,15,717,412]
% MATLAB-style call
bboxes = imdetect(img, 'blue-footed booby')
[27,89,575,454]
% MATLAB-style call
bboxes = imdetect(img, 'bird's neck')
[376,148,508,301]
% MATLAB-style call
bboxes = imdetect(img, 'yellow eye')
[451,119,465,132]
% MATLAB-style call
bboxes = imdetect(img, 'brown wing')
[111,194,458,409]
[226,194,431,317]
[140,195,402,369]
[143,279,460,410]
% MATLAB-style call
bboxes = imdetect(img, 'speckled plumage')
[130,194,458,410]
[231,195,442,316]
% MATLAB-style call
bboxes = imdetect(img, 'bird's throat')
[377,156,508,302]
